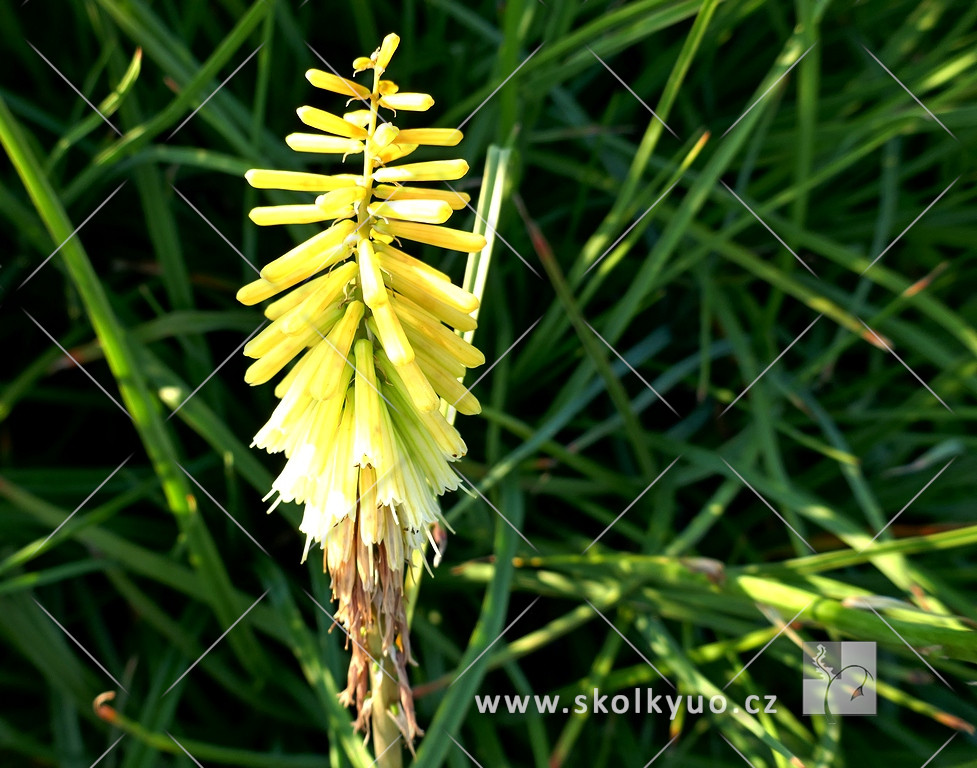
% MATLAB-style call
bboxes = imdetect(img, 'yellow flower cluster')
[239,33,485,741]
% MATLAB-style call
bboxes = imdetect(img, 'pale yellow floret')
[388,285,477,334]
[392,296,484,367]
[245,325,324,385]
[384,354,439,412]
[415,355,480,415]
[249,204,331,226]
[412,338,466,380]
[376,144,418,164]
[369,301,414,366]
[353,339,384,468]
[373,241,451,283]
[368,199,452,224]
[374,220,487,253]
[285,133,364,155]
[263,261,355,320]
[370,122,400,149]
[358,466,381,544]
[352,56,374,73]
[260,220,356,284]
[343,110,372,127]
[281,271,354,335]
[306,69,371,99]
[357,238,387,309]
[315,186,368,218]
[395,128,462,146]
[373,159,468,183]
[297,106,369,139]
[377,248,480,312]
[375,33,400,71]
[374,184,470,210]
[245,169,360,192]
[381,360,467,458]
[379,92,434,111]
[377,80,399,96]
[312,301,365,400]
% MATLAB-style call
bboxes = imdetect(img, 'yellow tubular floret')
[358,239,387,308]
[245,170,360,192]
[297,106,368,139]
[371,123,400,148]
[263,265,352,321]
[374,184,470,210]
[376,349,439,413]
[375,33,400,71]
[312,301,365,400]
[373,159,469,183]
[259,220,356,284]
[306,69,371,99]
[389,286,477,334]
[286,134,364,155]
[415,355,480,415]
[369,304,414,366]
[393,298,484,367]
[395,128,462,146]
[353,339,384,468]
[249,204,330,226]
[315,186,367,218]
[376,143,418,164]
[374,220,487,253]
[368,199,453,224]
[379,92,434,111]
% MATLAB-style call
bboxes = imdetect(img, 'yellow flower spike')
[353,339,384,468]
[369,301,415,366]
[395,128,463,146]
[241,34,487,749]
[379,92,434,111]
[285,133,364,155]
[246,169,361,192]
[357,238,387,308]
[305,69,371,99]
[249,204,331,227]
[374,184,470,210]
[368,199,453,224]
[311,301,365,400]
[373,158,469,183]
[297,106,369,139]
[374,220,487,253]
[375,33,400,71]
[259,219,356,284]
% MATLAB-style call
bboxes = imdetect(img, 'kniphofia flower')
[239,33,485,744]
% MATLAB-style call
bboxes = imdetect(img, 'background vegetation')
[1,0,975,766]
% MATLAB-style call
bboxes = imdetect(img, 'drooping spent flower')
[239,33,486,743]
